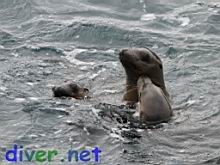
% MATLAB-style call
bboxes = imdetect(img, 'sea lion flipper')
[123,88,138,102]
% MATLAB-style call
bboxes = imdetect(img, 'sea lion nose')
[52,86,56,91]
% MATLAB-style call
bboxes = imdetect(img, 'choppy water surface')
[0,0,220,164]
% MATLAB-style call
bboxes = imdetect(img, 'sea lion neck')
[125,69,139,86]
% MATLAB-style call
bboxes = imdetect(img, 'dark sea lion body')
[119,48,170,105]
[52,82,89,99]
[137,76,172,125]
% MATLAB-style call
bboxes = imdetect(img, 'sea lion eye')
[141,55,150,63]
[70,84,79,92]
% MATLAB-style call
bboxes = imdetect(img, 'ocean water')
[0,0,220,164]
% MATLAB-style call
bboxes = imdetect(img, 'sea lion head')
[52,82,89,99]
[119,48,163,77]
[119,48,169,104]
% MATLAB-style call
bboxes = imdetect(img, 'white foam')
[29,97,39,101]
[89,68,106,79]
[178,17,190,26]
[103,89,117,94]
[0,45,4,49]
[65,120,73,124]
[83,127,90,135]
[28,134,38,138]
[39,134,46,137]
[46,84,54,87]
[79,65,90,71]
[54,107,66,111]
[106,61,118,67]
[89,73,99,79]
[54,129,62,134]
[179,149,186,153]
[186,100,196,106]
[0,86,7,91]
[11,52,19,57]
[140,14,156,21]
[64,49,95,66]
[137,129,144,133]
[26,82,35,86]
[14,98,26,103]
[105,49,115,54]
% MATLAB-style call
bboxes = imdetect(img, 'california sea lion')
[119,48,170,106]
[137,76,172,125]
[52,82,89,99]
